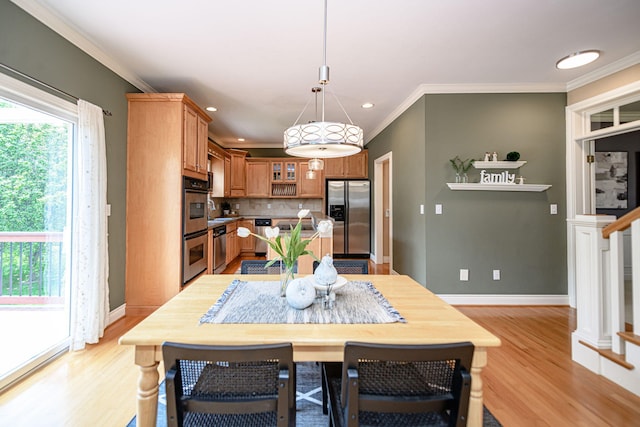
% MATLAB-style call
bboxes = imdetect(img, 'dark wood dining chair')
[323,341,474,427]
[240,259,284,274]
[312,259,369,274]
[162,342,296,427]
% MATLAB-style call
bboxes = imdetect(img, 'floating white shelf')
[473,161,527,169]
[447,183,551,192]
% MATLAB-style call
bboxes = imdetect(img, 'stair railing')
[602,207,640,354]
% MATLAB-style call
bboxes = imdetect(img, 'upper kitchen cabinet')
[207,143,226,198]
[271,160,298,197]
[246,159,270,197]
[125,93,211,316]
[229,149,247,197]
[324,150,368,178]
[298,161,324,198]
[182,104,209,180]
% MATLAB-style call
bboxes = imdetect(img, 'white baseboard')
[108,304,126,325]
[438,294,570,305]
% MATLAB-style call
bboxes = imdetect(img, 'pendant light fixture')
[284,0,364,158]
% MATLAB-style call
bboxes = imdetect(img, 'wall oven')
[183,177,209,284]
[183,177,208,235]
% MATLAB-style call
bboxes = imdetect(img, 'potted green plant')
[449,156,474,182]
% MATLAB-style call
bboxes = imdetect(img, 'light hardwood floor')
[1,277,639,426]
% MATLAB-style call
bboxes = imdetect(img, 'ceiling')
[14,0,640,149]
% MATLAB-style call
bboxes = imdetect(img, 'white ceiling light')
[556,50,600,69]
[284,0,363,159]
[206,106,217,112]
[361,102,375,109]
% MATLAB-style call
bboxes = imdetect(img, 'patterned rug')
[127,362,501,426]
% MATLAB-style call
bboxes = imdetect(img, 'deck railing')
[0,232,65,304]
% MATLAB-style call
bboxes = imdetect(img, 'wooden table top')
[119,274,501,361]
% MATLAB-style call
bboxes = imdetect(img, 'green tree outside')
[0,99,70,297]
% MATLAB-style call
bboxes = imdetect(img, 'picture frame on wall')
[595,151,628,209]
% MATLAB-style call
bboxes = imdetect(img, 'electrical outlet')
[267,203,271,209]
[235,203,240,210]
[299,203,303,209]
[550,204,558,215]
[435,204,442,215]
[459,269,469,281]
[493,269,501,280]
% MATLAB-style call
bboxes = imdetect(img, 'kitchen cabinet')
[224,155,231,197]
[298,161,324,198]
[207,144,226,198]
[125,93,211,316]
[245,159,270,197]
[271,159,298,197]
[226,221,239,264]
[229,149,247,197]
[239,219,255,253]
[324,150,368,178]
[182,104,209,180]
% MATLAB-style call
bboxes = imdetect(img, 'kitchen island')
[267,211,333,274]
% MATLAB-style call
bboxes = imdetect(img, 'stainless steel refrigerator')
[327,180,370,257]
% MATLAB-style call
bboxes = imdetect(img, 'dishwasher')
[212,225,227,274]
[254,218,272,255]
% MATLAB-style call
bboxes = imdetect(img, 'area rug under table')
[126,362,502,426]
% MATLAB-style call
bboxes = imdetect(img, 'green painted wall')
[0,1,141,310]
[366,98,427,284]
[367,93,567,294]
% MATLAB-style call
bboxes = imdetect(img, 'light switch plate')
[420,204,424,215]
[459,269,469,281]
[550,204,558,215]
[493,269,501,280]
[435,204,442,215]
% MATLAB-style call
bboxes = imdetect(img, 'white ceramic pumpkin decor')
[285,278,316,310]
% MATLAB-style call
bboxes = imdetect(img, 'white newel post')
[569,214,616,373]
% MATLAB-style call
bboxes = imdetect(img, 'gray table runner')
[200,279,406,324]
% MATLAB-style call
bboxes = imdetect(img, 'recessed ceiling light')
[556,50,600,69]
[237,138,245,142]
[206,106,217,112]
[361,102,375,109]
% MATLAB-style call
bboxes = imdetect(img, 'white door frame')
[374,152,392,270]
[566,80,640,307]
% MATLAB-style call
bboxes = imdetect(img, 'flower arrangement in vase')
[237,209,333,296]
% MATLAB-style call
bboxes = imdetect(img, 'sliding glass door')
[0,78,75,390]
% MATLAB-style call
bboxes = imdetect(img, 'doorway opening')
[374,152,392,272]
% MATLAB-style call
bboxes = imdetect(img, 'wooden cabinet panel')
[246,160,270,197]
[324,151,368,178]
[229,149,247,197]
[344,150,368,178]
[298,161,324,198]
[182,104,209,180]
[239,219,255,253]
[224,155,231,197]
[183,105,198,174]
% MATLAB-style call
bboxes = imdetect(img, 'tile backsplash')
[209,197,322,218]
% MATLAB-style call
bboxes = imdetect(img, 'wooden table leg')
[468,347,488,427]
[134,345,160,427]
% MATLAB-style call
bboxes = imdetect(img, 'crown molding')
[566,50,640,92]
[11,0,156,93]
[366,82,566,143]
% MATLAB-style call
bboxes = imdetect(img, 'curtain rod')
[0,62,112,116]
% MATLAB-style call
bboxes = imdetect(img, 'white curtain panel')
[69,100,109,351]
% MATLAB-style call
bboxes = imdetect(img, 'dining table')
[119,274,501,427]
